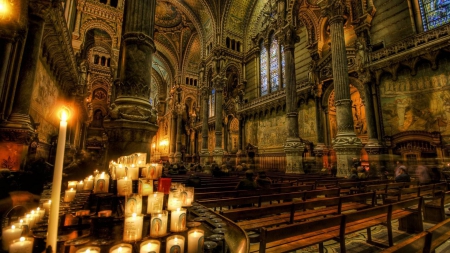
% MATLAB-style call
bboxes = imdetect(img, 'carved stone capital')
[332,136,363,153]
[0,113,37,145]
[319,0,347,23]
[122,32,156,51]
[277,25,299,49]
[29,0,53,19]
[200,86,211,98]
[114,79,151,99]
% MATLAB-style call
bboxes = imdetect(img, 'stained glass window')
[270,34,280,92]
[260,41,269,96]
[419,0,450,31]
[281,44,286,88]
[209,88,215,117]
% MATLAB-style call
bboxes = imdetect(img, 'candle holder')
[187,229,204,253]
[170,208,187,233]
[203,241,217,253]
[147,192,164,214]
[109,243,133,253]
[2,225,23,251]
[166,235,185,253]
[140,239,161,253]
[139,179,153,196]
[9,237,34,253]
[75,246,101,253]
[117,177,132,196]
[167,190,182,211]
[150,211,168,237]
[123,213,144,242]
[125,194,142,215]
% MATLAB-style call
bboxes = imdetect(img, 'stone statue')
[355,37,370,72]
[79,59,87,86]
[308,61,319,85]
[108,103,120,120]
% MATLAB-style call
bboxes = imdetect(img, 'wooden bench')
[425,218,450,252]
[303,188,341,200]
[424,191,450,223]
[381,231,428,253]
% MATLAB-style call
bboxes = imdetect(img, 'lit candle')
[24,214,36,229]
[76,180,84,191]
[147,164,158,179]
[155,164,163,178]
[76,246,101,253]
[129,164,139,180]
[125,194,142,216]
[116,164,126,179]
[167,191,182,211]
[48,109,70,252]
[94,172,110,193]
[84,176,94,190]
[12,219,26,231]
[9,237,33,253]
[150,211,168,237]
[42,200,51,214]
[166,235,185,253]
[117,177,132,196]
[140,240,160,253]
[36,207,45,221]
[64,188,76,202]
[182,187,194,206]
[2,225,23,251]
[147,192,164,214]
[170,208,186,232]
[188,229,204,253]
[123,213,143,242]
[109,243,133,253]
[139,179,153,196]
[68,181,78,189]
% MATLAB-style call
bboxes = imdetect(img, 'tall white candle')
[140,240,160,253]
[84,176,94,190]
[9,237,33,253]
[64,188,76,202]
[129,164,139,180]
[117,177,132,196]
[170,208,186,232]
[76,246,101,253]
[125,194,142,215]
[2,225,23,251]
[123,213,143,242]
[166,235,185,253]
[47,108,68,251]
[76,180,84,191]
[188,229,204,253]
[109,244,133,253]
[147,192,164,214]
[150,211,168,237]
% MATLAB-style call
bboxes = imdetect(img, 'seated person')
[357,166,367,180]
[395,167,411,182]
[349,168,359,180]
[256,171,272,189]
[235,170,257,190]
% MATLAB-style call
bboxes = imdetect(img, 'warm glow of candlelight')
[60,107,69,122]
[19,237,25,242]
[0,0,9,15]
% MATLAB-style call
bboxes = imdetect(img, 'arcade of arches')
[0,0,450,177]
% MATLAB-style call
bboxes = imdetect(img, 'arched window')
[259,33,285,97]
[209,88,215,117]
[419,0,450,31]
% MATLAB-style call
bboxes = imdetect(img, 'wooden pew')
[424,191,450,223]
[381,231,428,253]
[425,218,450,253]
[303,188,341,200]
[197,196,260,211]
[250,215,344,253]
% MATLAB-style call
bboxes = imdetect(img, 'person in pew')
[395,167,411,182]
[416,164,431,184]
[379,166,389,180]
[330,163,338,177]
[235,170,257,190]
[256,171,272,189]
[357,166,367,180]
[349,168,359,180]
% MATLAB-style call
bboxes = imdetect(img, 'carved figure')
[308,61,319,85]
[109,103,120,120]
[355,37,370,72]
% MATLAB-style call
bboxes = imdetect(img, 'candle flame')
[48,200,51,204]
[37,207,40,211]
[11,225,15,229]
[26,214,30,219]
[31,210,35,214]
[118,247,122,253]
[79,181,83,184]
[70,188,74,191]
[86,250,90,253]
[19,219,23,223]
[60,107,69,122]
[174,237,178,242]
[125,177,128,180]
[176,208,180,212]
[147,243,152,250]
[20,237,25,242]
[132,213,137,218]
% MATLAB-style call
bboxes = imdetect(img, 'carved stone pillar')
[103,0,158,163]
[314,92,328,172]
[279,25,305,174]
[174,103,184,163]
[73,7,82,37]
[360,71,383,169]
[168,111,176,163]
[320,0,362,176]
[199,86,210,164]
[236,115,245,164]
[212,77,225,162]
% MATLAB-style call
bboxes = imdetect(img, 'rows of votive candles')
[75,232,202,253]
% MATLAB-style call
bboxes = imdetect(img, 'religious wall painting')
[32,60,59,118]
[0,143,25,171]
[298,102,317,143]
[380,63,450,136]
[257,114,287,149]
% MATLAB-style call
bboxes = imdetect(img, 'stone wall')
[294,28,310,82]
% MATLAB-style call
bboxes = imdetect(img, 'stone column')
[236,115,245,164]
[320,0,362,176]
[103,0,158,163]
[0,41,13,100]
[314,93,328,172]
[174,103,184,163]
[73,7,82,37]
[199,86,210,164]
[279,25,305,174]
[168,112,176,163]
[212,77,225,162]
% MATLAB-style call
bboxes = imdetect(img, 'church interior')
[1,0,450,252]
